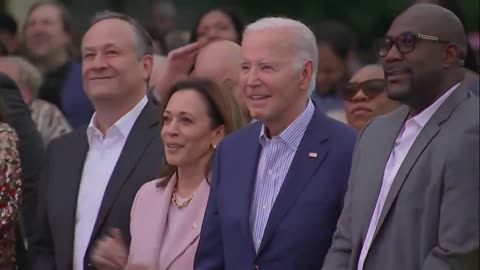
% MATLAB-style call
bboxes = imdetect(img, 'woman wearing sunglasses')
[341,64,400,130]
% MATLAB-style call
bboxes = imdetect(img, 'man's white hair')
[244,17,318,94]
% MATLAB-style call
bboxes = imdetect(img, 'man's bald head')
[382,3,467,113]
[192,40,242,88]
[392,4,467,59]
[192,40,249,120]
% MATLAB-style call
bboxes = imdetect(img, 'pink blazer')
[127,174,210,269]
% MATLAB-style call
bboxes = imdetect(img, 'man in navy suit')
[195,17,357,270]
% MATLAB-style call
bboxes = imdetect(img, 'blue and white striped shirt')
[250,99,315,252]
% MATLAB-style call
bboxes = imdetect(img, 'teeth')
[251,96,267,100]
[167,144,182,148]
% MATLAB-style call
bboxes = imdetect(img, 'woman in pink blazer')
[91,78,245,269]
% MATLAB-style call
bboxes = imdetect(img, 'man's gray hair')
[3,56,43,97]
[89,11,153,58]
[244,17,318,94]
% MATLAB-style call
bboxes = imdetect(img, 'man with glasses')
[342,64,400,130]
[323,4,479,270]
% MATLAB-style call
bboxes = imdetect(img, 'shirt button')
[268,169,273,175]
[262,205,267,209]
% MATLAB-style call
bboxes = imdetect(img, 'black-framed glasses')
[375,32,450,57]
[340,79,386,100]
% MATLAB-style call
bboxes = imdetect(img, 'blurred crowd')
[0,0,478,269]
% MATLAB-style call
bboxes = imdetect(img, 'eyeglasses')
[341,79,386,100]
[375,32,450,57]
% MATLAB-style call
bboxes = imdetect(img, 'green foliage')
[192,0,478,50]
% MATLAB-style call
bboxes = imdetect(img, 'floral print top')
[0,123,21,268]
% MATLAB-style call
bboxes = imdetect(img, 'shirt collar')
[409,82,460,128]
[259,99,315,151]
[87,95,148,144]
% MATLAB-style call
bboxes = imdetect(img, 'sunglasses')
[341,79,386,100]
[375,32,450,57]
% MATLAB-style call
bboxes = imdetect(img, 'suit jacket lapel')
[62,130,89,264]
[257,111,328,255]
[90,102,160,242]
[163,180,210,268]
[355,107,408,242]
[128,176,173,265]
[372,87,470,240]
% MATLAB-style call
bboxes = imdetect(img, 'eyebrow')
[241,60,276,65]
[163,110,195,117]
[82,43,120,52]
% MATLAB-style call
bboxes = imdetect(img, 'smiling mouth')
[166,143,184,149]
[90,77,113,80]
[248,95,271,101]
[386,71,409,82]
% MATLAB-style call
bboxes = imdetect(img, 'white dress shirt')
[73,96,148,270]
[357,83,460,270]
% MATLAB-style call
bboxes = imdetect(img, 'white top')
[73,96,148,270]
[357,83,460,270]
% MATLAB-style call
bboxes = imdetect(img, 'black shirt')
[37,61,71,112]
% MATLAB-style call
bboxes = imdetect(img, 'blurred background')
[2,0,478,62]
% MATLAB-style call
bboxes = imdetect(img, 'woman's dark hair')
[157,78,238,186]
[147,26,169,55]
[189,7,245,44]
[0,12,18,36]
[0,97,8,123]
[0,41,8,56]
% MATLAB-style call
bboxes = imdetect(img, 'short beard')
[386,70,415,103]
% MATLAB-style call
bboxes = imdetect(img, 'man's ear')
[299,60,313,92]
[142,54,154,80]
[443,43,464,68]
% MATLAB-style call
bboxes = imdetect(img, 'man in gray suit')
[323,4,479,270]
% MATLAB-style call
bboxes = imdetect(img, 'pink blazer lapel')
[128,175,177,265]
[162,180,210,269]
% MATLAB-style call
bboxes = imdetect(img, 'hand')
[166,40,207,75]
[91,228,128,270]
[150,40,208,99]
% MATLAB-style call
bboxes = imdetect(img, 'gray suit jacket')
[323,87,479,270]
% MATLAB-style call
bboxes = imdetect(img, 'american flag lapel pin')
[308,152,318,158]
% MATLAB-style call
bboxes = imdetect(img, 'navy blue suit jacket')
[195,108,357,270]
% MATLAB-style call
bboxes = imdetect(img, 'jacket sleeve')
[28,143,56,270]
[0,72,45,242]
[422,125,479,270]
[322,121,370,270]
[194,142,225,270]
